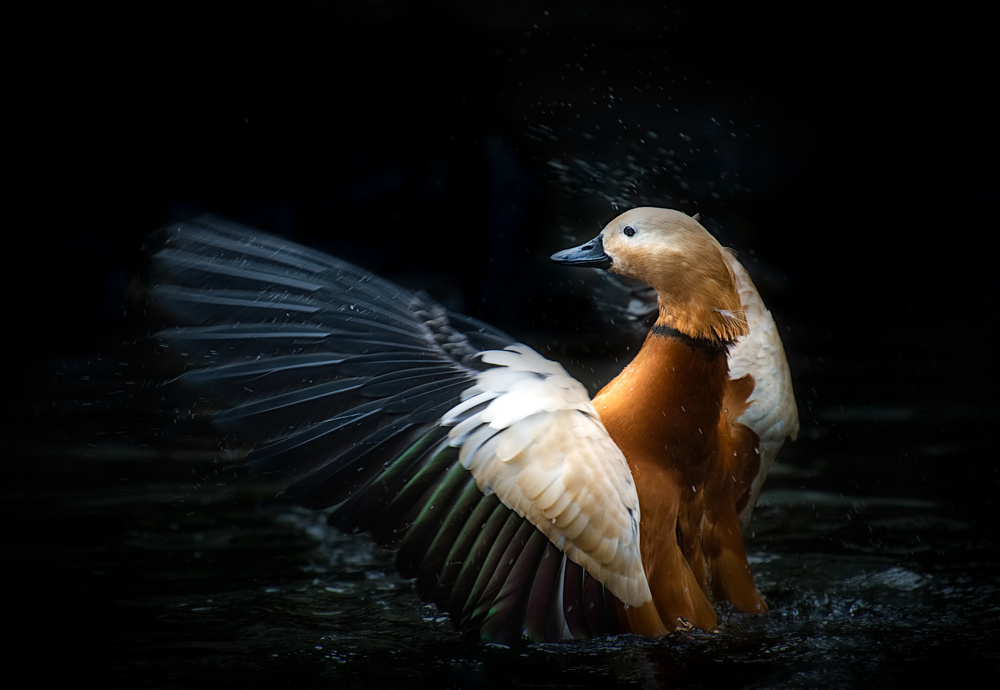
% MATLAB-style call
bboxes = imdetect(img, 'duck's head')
[552,207,748,343]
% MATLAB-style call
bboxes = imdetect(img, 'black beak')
[550,233,612,269]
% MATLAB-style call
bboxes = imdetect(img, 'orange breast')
[592,330,765,635]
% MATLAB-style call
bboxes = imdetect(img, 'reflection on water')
[10,406,998,688]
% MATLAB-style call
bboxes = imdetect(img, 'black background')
[25,3,996,356]
[21,2,997,491]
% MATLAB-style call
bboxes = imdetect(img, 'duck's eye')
[623,225,636,237]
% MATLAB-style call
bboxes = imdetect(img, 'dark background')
[26,3,997,350]
[9,2,998,687]
[22,2,997,499]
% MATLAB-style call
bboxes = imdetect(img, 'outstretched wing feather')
[149,215,647,640]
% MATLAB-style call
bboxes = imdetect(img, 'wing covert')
[442,345,652,609]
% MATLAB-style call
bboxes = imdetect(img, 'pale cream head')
[600,208,748,342]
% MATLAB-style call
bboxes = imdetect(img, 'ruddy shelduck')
[151,208,798,643]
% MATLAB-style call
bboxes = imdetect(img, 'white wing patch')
[441,345,653,608]
[724,256,800,527]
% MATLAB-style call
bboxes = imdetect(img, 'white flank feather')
[724,256,800,528]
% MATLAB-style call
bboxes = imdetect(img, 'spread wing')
[148,216,649,642]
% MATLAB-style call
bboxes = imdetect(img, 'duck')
[149,208,798,643]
